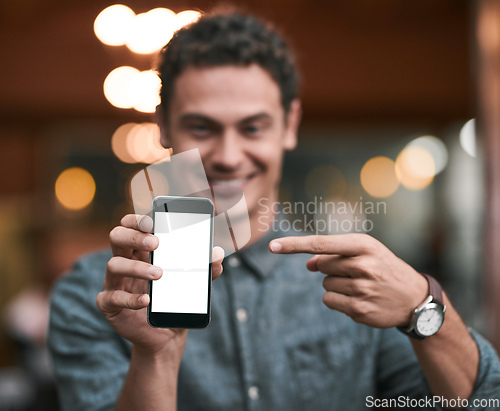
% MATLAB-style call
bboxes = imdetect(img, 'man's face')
[161,64,300,219]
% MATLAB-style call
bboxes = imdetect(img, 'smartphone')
[148,196,214,328]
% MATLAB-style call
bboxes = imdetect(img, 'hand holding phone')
[148,196,215,329]
[97,212,223,355]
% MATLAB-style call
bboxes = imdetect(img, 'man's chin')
[211,185,247,215]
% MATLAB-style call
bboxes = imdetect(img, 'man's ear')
[155,105,170,148]
[283,98,302,151]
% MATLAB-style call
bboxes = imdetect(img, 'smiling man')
[48,10,500,411]
[159,63,300,244]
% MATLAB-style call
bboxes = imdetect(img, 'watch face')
[416,306,444,337]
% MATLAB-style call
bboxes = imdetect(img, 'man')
[48,10,500,411]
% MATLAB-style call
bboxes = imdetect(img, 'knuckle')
[106,256,120,274]
[351,279,371,297]
[360,234,378,254]
[353,259,370,276]
[131,261,145,278]
[109,291,121,307]
[131,231,145,250]
[126,295,137,309]
[120,214,135,227]
[109,226,123,244]
[322,291,333,307]
[316,256,328,272]
[350,299,371,321]
[95,292,105,309]
[312,236,328,253]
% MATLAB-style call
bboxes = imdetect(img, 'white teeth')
[211,177,249,186]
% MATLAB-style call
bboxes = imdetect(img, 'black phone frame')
[147,196,214,329]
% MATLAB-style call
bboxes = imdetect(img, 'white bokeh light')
[460,119,477,157]
[94,5,136,46]
[103,68,160,113]
[126,8,177,54]
[407,135,448,174]
[103,66,140,109]
[395,146,435,191]
[130,70,161,113]
[175,10,202,31]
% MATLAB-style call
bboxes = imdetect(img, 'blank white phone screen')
[151,211,211,314]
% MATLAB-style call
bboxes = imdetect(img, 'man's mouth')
[208,174,256,192]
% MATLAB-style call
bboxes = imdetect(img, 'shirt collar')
[236,212,289,279]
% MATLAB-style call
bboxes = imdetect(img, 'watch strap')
[421,273,444,307]
[397,273,445,339]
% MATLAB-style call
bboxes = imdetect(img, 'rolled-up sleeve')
[376,327,500,410]
[466,329,500,409]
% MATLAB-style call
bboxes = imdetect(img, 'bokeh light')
[103,68,160,113]
[103,66,140,109]
[305,165,346,200]
[125,8,176,54]
[460,119,477,157]
[407,135,448,174]
[94,5,136,46]
[95,6,201,53]
[360,156,399,198]
[55,167,96,210]
[129,70,161,113]
[395,147,435,190]
[111,122,170,164]
[175,10,202,31]
[111,123,138,163]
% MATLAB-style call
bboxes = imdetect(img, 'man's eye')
[243,125,260,135]
[190,124,211,136]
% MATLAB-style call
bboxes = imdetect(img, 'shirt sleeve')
[466,328,500,409]
[376,327,500,410]
[47,251,132,411]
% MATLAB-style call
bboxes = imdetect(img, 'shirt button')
[248,386,260,400]
[236,308,248,323]
[227,256,240,268]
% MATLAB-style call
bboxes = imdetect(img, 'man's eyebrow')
[178,112,273,127]
[178,114,222,127]
[238,113,273,124]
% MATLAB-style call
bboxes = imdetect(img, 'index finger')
[121,214,153,233]
[269,234,368,256]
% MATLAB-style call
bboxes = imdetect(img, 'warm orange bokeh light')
[112,122,170,164]
[55,167,96,210]
[360,156,399,198]
[395,147,435,190]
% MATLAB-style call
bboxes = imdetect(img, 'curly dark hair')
[157,10,299,116]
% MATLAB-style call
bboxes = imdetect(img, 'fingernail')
[148,266,162,278]
[138,219,146,232]
[143,236,155,248]
[270,241,282,253]
[212,246,225,262]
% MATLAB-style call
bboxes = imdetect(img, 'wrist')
[131,340,185,372]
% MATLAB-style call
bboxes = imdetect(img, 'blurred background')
[1,0,499,409]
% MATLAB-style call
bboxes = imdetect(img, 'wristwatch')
[397,273,446,340]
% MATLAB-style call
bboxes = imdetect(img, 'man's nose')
[211,130,244,170]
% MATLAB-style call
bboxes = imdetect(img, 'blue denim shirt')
[48,226,500,410]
